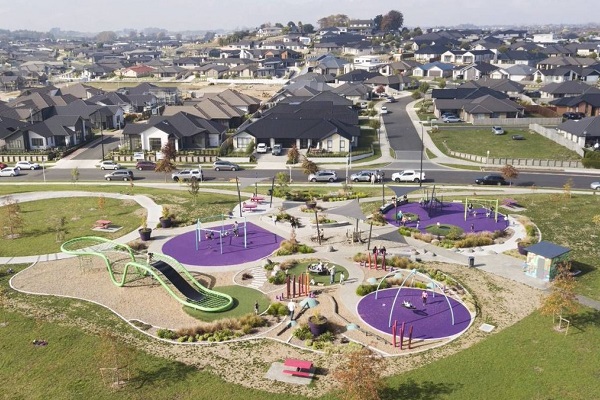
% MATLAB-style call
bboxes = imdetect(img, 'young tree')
[563,178,573,199]
[301,155,318,175]
[188,178,200,205]
[287,144,300,164]
[369,119,381,132]
[154,141,177,182]
[71,167,80,183]
[97,194,106,211]
[539,261,579,332]
[334,346,384,400]
[2,196,24,239]
[500,164,519,186]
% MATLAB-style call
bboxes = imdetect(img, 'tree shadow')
[130,363,196,389]
[571,260,595,277]
[566,309,600,334]
[381,378,461,400]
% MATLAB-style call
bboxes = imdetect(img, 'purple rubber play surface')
[384,201,508,233]
[161,222,283,267]
[357,288,472,340]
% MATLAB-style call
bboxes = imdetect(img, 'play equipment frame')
[195,214,248,254]
[463,197,499,222]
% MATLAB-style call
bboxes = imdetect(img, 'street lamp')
[419,122,425,188]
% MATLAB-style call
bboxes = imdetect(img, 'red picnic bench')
[242,202,257,212]
[283,358,313,378]
[94,220,111,229]
[250,195,265,203]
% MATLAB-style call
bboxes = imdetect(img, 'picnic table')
[283,358,313,378]
[242,202,257,212]
[94,220,111,229]
[250,195,265,203]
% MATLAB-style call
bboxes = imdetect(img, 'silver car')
[213,160,240,171]
[308,170,337,182]
[591,182,600,190]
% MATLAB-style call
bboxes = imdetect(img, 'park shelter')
[523,241,571,281]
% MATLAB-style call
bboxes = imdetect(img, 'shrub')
[268,270,287,285]
[294,324,312,340]
[370,212,386,226]
[157,328,177,340]
[279,259,298,270]
[388,255,411,269]
[398,226,419,236]
[356,280,389,296]
[267,302,288,317]
[454,233,494,248]
[525,224,536,238]
[298,244,315,253]
[445,226,464,240]
[414,232,434,242]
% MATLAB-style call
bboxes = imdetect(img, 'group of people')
[203,221,240,241]
[402,291,429,309]
[372,246,387,257]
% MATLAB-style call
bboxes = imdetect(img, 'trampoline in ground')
[162,222,283,267]
[357,288,473,340]
[384,201,508,233]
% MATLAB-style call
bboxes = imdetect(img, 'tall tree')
[539,261,579,331]
[318,14,349,29]
[154,141,177,183]
[380,10,404,32]
[334,347,384,400]
[501,164,519,186]
[95,31,117,43]
[303,24,315,34]
[373,14,383,31]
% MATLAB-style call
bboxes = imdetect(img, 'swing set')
[464,197,499,222]
[195,214,248,254]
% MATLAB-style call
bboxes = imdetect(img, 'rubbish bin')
[468,256,475,268]
[267,189,273,196]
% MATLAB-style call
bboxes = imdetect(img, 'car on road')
[475,174,508,185]
[380,106,388,114]
[135,160,156,171]
[213,160,240,171]
[350,170,383,183]
[308,170,337,182]
[391,170,425,183]
[444,116,462,123]
[98,160,122,170]
[256,143,268,153]
[591,181,600,190]
[492,126,504,135]
[0,162,7,170]
[15,160,40,170]
[271,144,282,156]
[0,167,20,177]
[104,170,134,181]
[171,169,203,182]
[385,97,396,103]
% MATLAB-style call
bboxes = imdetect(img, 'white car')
[391,170,425,183]
[0,167,20,177]
[380,106,388,114]
[591,182,600,190]
[98,160,122,170]
[492,126,505,135]
[256,143,268,153]
[172,169,203,182]
[15,160,40,170]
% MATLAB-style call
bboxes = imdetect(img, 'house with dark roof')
[489,64,536,82]
[556,116,600,148]
[412,61,454,78]
[364,74,418,91]
[0,116,27,149]
[127,83,180,106]
[550,93,600,117]
[414,45,451,63]
[122,111,227,151]
[432,85,523,121]
[539,81,600,100]
[233,94,359,151]
[452,62,498,81]
[2,115,87,151]
[441,49,494,65]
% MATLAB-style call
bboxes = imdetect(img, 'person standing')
[421,290,428,306]
[254,301,259,315]
[370,173,376,185]
[470,223,475,233]
[233,221,239,237]
[329,266,336,284]
[339,272,345,285]
[287,299,296,320]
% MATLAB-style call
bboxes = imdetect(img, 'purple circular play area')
[162,222,283,267]
[357,288,472,340]
[384,201,508,233]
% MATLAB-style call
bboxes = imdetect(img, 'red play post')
[392,320,397,347]
[400,321,405,350]
[382,255,386,271]
[367,252,372,269]
[285,275,291,299]
[374,253,378,270]
[292,275,296,298]
[408,325,414,349]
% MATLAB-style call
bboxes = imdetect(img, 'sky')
[0,0,598,33]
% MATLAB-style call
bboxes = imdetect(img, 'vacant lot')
[430,127,581,160]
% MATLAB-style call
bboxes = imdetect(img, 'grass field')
[430,128,581,160]
[1,185,599,399]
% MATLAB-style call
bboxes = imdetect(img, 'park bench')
[283,358,313,378]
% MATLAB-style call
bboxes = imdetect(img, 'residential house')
[441,49,494,65]
[565,42,600,57]
[56,83,104,100]
[128,82,180,106]
[489,64,536,81]
[435,94,524,122]
[53,100,123,130]
[313,55,348,77]
[459,78,525,98]
[347,19,374,34]
[331,82,371,103]
[389,60,421,76]
[365,74,418,91]
[550,93,600,117]
[414,45,450,63]
[537,56,597,70]
[534,66,579,84]
[556,116,600,148]
[120,65,155,78]
[413,61,454,78]
[122,111,227,151]
[335,70,381,84]
[539,80,600,100]
[452,62,498,80]
[0,116,27,149]
[3,115,87,151]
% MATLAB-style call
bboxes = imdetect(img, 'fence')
[471,117,562,126]
[529,124,585,157]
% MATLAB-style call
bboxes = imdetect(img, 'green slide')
[61,236,233,312]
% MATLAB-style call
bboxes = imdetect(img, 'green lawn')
[0,197,141,257]
[430,128,581,160]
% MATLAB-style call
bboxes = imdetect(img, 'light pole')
[419,122,424,188]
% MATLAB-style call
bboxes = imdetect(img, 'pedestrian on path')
[329,266,336,284]
[287,299,296,320]
[370,173,376,185]
[254,301,259,315]
[421,290,428,306]
[339,272,345,285]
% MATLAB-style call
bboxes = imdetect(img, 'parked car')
[308,170,337,182]
[0,162,7,170]
[391,170,425,183]
[271,144,283,156]
[444,116,462,123]
[104,170,134,181]
[441,113,458,121]
[591,181,600,190]
[0,167,20,177]
[385,97,396,103]
[98,160,121,170]
[135,160,156,171]
[213,160,240,171]
[256,143,268,153]
[492,126,504,135]
[350,170,383,183]
[475,175,508,185]
[563,112,585,121]
[380,106,388,114]
[171,169,203,182]
[15,160,40,170]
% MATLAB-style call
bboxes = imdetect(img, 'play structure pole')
[400,322,405,350]
[392,320,397,347]
[306,272,310,295]
[374,253,378,270]
[235,177,243,217]
[367,252,372,269]
[408,325,414,349]
[292,275,296,298]
[286,275,291,299]
[195,219,200,250]
[382,255,386,271]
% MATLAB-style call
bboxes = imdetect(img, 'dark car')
[135,160,156,170]
[475,175,507,186]
[562,112,585,120]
